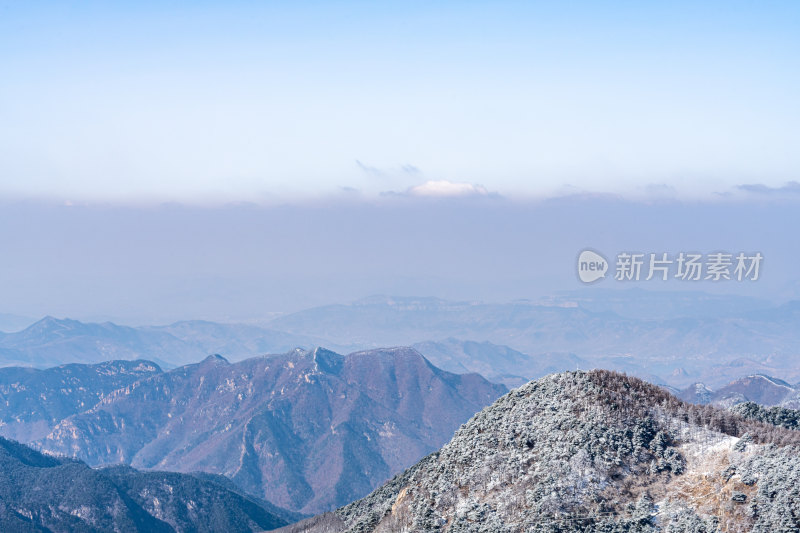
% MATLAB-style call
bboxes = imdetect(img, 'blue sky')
[2,1,799,202]
[1,2,799,322]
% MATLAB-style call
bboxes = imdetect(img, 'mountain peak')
[29,315,73,329]
[200,353,229,365]
[284,370,800,532]
[310,347,343,374]
[350,346,426,359]
[37,346,505,514]
[15,316,84,341]
[743,374,793,388]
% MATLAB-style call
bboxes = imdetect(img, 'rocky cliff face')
[278,370,800,532]
[0,359,162,441]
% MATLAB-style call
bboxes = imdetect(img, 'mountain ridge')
[677,374,800,408]
[35,347,506,514]
[278,370,800,532]
[0,435,291,532]
[6,292,800,389]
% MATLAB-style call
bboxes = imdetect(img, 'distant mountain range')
[279,370,800,532]
[677,374,800,408]
[4,291,800,388]
[0,317,189,367]
[266,295,800,388]
[412,338,586,388]
[545,288,775,320]
[0,436,295,532]
[0,316,336,368]
[3,289,800,529]
[15,348,505,515]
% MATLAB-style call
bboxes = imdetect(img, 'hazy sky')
[1,2,799,324]
[0,195,797,324]
[1,1,799,202]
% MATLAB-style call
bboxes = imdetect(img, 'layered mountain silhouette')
[32,348,505,514]
[279,370,800,532]
[267,295,800,387]
[677,374,800,408]
[0,317,192,367]
[0,436,293,532]
[6,292,800,389]
[413,338,586,388]
[0,317,329,368]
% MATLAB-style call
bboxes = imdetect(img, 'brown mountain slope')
[37,347,506,515]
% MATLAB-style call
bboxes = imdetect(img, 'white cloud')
[407,180,489,198]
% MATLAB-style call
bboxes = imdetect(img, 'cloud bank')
[737,181,800,195]
[407,180,490,198]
